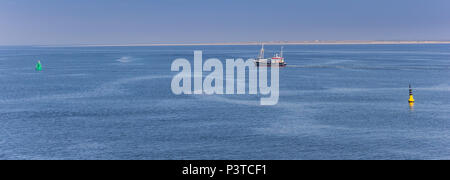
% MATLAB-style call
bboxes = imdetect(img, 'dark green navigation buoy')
[36,60,42,71]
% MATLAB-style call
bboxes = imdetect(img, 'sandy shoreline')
[36,41,450,47]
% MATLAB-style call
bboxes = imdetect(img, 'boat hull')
[255,62,287,67]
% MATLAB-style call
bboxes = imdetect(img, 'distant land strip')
[40,41,450,47]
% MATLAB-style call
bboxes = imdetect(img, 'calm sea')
[0,44,449,159]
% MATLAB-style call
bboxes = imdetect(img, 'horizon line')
[3,40,450,47]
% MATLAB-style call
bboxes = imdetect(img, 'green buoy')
[36,61,42,71]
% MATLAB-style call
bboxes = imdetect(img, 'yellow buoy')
[408,84,415,103]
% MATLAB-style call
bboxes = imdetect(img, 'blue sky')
[0,0,449,45]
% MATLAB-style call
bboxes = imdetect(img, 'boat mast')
[259,44,265,59]
[281,46,284,58]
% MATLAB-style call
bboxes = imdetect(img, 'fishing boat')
[254,44,287,67]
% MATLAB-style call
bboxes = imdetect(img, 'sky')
[0,0,449,45]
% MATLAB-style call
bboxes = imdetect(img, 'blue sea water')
[0,44,449,160]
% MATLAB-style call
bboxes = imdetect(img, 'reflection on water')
[409,102,415,112]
